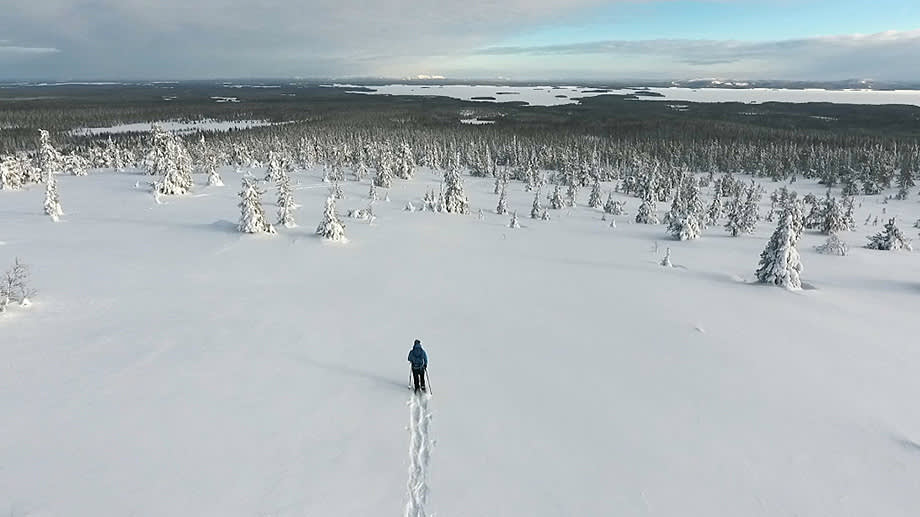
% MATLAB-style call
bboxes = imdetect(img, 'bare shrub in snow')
[1,258,37,309]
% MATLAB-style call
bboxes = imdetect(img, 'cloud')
[0,45,60,55]
[465,30,920,80]
[0,0,613,79]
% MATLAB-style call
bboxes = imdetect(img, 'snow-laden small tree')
[565,181,578,208]
[816,234,848,256]
[368,182,378,201]
[373,151,394,188]
[548,185,565,210]
[62,152,90,176]
[0,155,23,190]
[331,181,344,200]
[530,191,542,219]
[668,212,701,241]
[43,170,62,222]
[496,186,508,215]
[276,172,297,228]
[866,218,912,251]
[1,258,36,307]
[238,178,275,234]
[264,152,283,182]
[755,210,803,290]
[395,142,415,180]
[705,195,723,227]
[206,158,224,187]
[147,125,193,196]
[663,188,683,227]
[588,178,603,209]
[635,191,658,224]
[820,196,849,235]
[442,154,470,214]
[316,197,347,242]
[509,211,520,229]
[660,248,672,268]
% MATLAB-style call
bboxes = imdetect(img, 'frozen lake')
[337,84,920,108]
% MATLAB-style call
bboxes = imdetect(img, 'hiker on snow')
[408,339,427,392]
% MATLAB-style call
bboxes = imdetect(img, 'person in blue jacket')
[407,339,428,392]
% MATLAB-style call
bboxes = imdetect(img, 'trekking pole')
[425,369,432,395]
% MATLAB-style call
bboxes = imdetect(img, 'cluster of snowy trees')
[0,258,35,312]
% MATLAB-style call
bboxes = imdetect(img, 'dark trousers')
[412,368,426,390]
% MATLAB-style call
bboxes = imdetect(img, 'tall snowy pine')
[238,177,275,234]
[442,154,470,214]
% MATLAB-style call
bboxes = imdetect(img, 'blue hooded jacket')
[408,342,427,370]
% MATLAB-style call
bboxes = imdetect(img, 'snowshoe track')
[405,392,432,517]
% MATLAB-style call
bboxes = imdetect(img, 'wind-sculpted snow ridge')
[405,392,433,517]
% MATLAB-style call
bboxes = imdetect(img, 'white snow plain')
[2,166,920,516]
[340,83,920,107]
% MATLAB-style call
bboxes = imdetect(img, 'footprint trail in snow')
[405,391,433,517]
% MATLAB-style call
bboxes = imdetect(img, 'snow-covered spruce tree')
[668,210,701,241]
[588,178,603,209]
[38,129,63,177]
[895,167,915,200]
[368,182,378,201]
[316,197,347,242]
[705,195,723,227]
[530,191,542,219]
[276,172,297,228]
[63,152,90,176]
[206,157,224,186]
[663,188,682,227]
[548,185,565,210]
[496,186,508,215]
[755,210,803,290]
[0,155,23,190]
[565,180,578,208]
[509,211,520,229]
[146,125,193,196]
[395,142,415,180]
[238,177,275,234]
[820,196,849,235]
[264,152,283,182]
[373,148,394,188]
[816,234,848,256]
[331,181,344,200]
[866,218,912,251]
[43,170,62,222]
[635,190,658,224]
[442,154,470,214]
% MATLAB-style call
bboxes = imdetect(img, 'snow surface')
[71,119,275,136]
[2,167,920,516]
[341,83,920,107]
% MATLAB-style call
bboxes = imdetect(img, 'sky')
[1,0,919,81]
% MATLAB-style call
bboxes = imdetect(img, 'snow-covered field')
[71,120,275,136]
[341,83,920,107]
[2,166,920,516]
